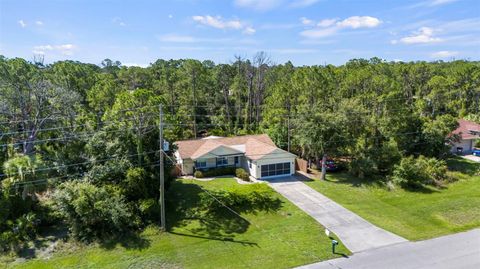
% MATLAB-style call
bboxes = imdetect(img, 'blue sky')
[0,0,479,66]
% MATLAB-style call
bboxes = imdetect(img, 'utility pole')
[287,114,291,152]
[159,104,166,230]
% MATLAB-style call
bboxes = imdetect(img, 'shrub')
[202,167,236,177]
[392,156,453,187]
[194,167,236,178]
[349,158,376,179]
[0,213,38,253]
[235,168,250,181]
[138,199,160,222]
[121,167,149,201]
[194,171,204,178]
[52,181,136,242]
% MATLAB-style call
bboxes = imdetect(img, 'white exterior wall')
[246,159,257,178]
[182,159,194,175]
[451,139,474,154]
[250,150,296,179]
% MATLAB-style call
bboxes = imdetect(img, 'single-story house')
[174,134,297,179]
[450,119,480,154]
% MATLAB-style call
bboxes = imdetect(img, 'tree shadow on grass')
[165,180,281,242]
[99,231,151,250]
[324,173,379,188]
[16,225,69,259]
[169,230,258,247]
[400,183,441,194]
[324,173,444,194]
[447,157,479,176]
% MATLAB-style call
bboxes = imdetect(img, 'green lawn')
[305,157,480,241]
[6,178,348,269]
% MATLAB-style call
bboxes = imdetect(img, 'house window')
[248,161,252,169]
[234,156,239,165]
[216,157,228,166]
[196,160,207,168]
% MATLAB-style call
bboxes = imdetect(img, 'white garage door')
[260,162,290,177]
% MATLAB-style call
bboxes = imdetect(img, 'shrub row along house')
[174,134,296,179]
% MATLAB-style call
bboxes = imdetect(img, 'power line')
[0,105,162,126]
[0,124,159,148]
[0,114,159,137]
[6,161,162,190]
[0,149,160,178]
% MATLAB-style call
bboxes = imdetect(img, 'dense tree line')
[0,54,479,251]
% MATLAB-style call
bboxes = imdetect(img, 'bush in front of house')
[202,167,236,177]
[194,171,204,178]
[392,155,453,188]
[235,168,250,181]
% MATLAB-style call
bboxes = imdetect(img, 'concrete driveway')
[462,155,480,163]
[267,177,407,253]
[298,229,480,269]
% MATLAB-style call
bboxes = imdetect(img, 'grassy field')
[6,178,348,269]
[305,157,480,240]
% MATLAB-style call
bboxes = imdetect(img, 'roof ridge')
[175,133,268,143]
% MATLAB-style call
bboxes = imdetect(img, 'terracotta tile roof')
[175,134,277,160]
[451,119,480,140]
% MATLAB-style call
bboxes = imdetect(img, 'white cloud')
[430,50,458,58]
[193,15,242,29]
[336,16,382,29]
[398,27,442,44]
[300,27,338,38]
[168,14,173,19]
[33,44,76,55]
[243,27,256,35]
[300,17,314,26]
[234,0,283,11]
[35,21,43,26]
[192,15,255,35]
[300,16,381,39]
[18,20,26,28]
[317,18,337,27]
[112,17,126,26]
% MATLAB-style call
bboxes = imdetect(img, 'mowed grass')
[7,178,348,269]
[305,157,480,241]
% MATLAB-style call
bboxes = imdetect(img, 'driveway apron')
[268,177,407,253]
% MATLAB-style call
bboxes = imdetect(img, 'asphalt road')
[298,229,480,269]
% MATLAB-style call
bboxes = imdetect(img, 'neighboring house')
[174,134,297,179]
[450,119,480,154]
